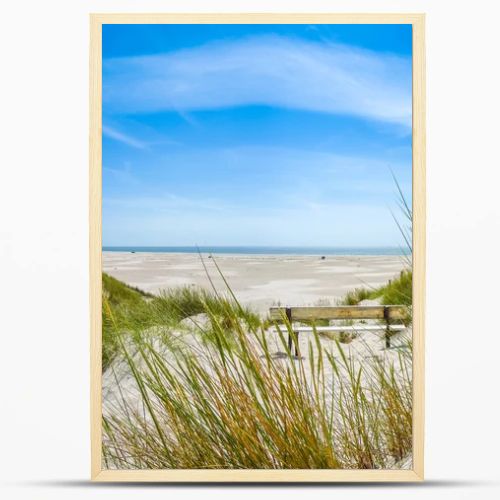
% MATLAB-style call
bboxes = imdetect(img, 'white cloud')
[103,35,411,126]
[104,193,224,212]
[102,125,147,149]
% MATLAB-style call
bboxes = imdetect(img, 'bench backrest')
[269,305,408,322]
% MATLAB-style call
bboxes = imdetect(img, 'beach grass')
[102,271,412,469]
[102,273,259,370]
[377,269,412,306]
[338,269,412,308]
[339,286,375,306]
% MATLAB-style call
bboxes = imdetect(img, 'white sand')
[103,251,408,314]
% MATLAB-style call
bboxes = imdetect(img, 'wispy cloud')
[103,35,411,126]
[104,193,224,212]
[102,125,148,149]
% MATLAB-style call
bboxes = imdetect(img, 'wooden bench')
[269,305,409,356]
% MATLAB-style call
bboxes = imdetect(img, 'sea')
[102,246,409,256]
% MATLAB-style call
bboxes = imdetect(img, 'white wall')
[1,1,499,499]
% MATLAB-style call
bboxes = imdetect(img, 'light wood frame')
[90,13,425,482]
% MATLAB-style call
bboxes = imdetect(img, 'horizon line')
[103,244,406,249]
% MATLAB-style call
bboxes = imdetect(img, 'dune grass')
[102,273,259,370]
[377,269,412,306]
[338,269,412,308]
[102,273,153,369]
[102,271,412,470]
[339,287,376,306]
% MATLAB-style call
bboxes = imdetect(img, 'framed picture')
[90,13,425,482]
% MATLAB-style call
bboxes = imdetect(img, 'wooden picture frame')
[90,13,425,482]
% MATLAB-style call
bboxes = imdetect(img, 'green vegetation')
[102,272,259,370]
[338,269,412,307]
[339,286,375,306]
[102,273,153,369]
[377,269,412,306]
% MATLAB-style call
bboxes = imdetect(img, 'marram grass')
[338,269,412,307]
[102,273,259,370]
[102,278,412,470]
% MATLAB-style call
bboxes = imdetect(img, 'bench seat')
[274,324,406,334]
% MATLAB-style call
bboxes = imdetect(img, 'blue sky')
[102,24,412,247]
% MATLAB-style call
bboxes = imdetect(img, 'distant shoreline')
[103,246,409,257]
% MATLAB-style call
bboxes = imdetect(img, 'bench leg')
[384,308,391,348]
[285,306,299,356]
[385,322,391,348]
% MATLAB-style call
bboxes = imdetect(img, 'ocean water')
[103,246,409,256]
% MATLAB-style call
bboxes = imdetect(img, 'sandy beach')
[103,252,408,314]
